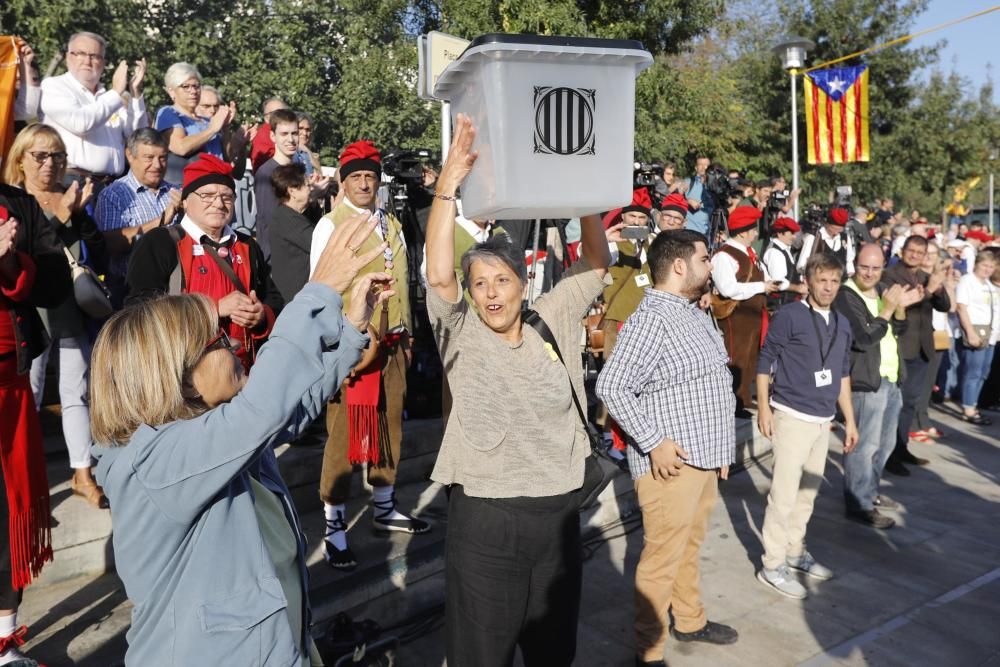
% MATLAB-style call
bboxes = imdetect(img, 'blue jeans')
[959,341,997,409]
[845,378,903,512]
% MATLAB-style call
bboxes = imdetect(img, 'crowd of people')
[0,28,997,667]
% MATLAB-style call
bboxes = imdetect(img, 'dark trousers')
[0,476,22,610]
[893,356,929,460]
[445,485,582,667]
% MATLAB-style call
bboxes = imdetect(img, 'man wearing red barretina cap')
[710,206,781,418]
[126,153,281,370]
[309,140,430,570]
[763,216,808,310]
[798,207,857,277]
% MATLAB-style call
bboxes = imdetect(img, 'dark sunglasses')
[204,328,238,354]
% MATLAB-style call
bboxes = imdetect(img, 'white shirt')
[14,83,40,121]
[309,198,407,275]
[39,72,148,175]
[956,273,999,333]
[762,239,794,289]
[797,227,856,275]
[711,239,770,300]
[180,215,234,247]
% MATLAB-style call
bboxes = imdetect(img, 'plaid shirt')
[94,171,178,280]
[596,288,736,479]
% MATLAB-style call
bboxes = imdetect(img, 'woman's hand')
[346,272,396,332]
[311,212,386,295]
[436,113,478,196]
[208,105,231,134]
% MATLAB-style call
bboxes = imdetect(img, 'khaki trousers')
[634,465,717,661]
[319,343,407,505]
[760,410,831,570]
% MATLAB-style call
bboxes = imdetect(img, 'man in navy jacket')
[755,253,858,600]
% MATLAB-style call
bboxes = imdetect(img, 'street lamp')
[772,36,815,221]
[990,148,996,235]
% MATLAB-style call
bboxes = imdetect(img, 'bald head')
[853,244,886,292]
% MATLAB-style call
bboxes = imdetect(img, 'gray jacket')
[94,283,367,666]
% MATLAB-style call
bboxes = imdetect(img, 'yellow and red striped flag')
[804,65,870,165]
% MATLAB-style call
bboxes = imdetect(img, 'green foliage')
[2,0,996,215]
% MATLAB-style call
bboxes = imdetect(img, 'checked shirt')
[596,288,736,479]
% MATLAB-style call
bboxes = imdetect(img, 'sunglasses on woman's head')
[204,329,237,353]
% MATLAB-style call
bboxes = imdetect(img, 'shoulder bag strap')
[522,309,589,428]
[202,244,250,295]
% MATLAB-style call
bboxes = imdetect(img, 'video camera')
[704,164,747,205]
[834,185,852,208]
[633,161,663,188]
[382,149,435,186]
[800,203,827,235]
[767,189,789,212]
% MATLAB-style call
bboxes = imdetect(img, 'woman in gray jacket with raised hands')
[90,211,393,666]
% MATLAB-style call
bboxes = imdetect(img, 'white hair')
[164,62,202,90]
[67,31,107,55]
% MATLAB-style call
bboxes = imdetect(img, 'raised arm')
[425,113,478,303]
[579,212,611,279]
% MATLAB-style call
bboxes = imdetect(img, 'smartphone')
[622,226,649,241]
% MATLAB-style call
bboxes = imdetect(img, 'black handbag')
[522,309,619,511]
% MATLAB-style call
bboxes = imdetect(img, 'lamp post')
[990,149,996,235]
[772,36,815,221]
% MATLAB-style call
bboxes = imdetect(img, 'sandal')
[960,413,993,426]
[908,431,932,444]
[70,477,110,510]
[925,427,944,438]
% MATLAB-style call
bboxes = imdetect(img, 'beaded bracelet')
[433,192,458,202]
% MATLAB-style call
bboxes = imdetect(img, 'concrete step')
[34,412,765,621]
[21,416,767,664]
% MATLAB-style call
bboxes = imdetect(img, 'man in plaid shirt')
[597,229,738,666]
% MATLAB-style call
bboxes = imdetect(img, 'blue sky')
[909,1,999,102]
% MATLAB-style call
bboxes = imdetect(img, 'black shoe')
[323,540,357,570]
[960,412,993,425]
[372,492,432,535]
[635,658,667,667]
[671,620,738,645]
[846,509,896,529]
[898,451,929,466]
[735,408,753,420]
[884,459,911,476]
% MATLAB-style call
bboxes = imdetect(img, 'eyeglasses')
[204,328,238,354]
[177,83,202,92]
[189,191,235,207]
[68,50,104,62]
[27,151,68,165]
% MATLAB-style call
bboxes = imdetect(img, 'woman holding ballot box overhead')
[90,211,394,666]
[424,113,612,667]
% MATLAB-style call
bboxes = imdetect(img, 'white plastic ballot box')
[433,34,653,221]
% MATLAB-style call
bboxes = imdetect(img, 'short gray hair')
[164,62,201,90]
[460,236,527,286]
[199,84,220,99]
[127,127,168,154]
[67,32,106,55]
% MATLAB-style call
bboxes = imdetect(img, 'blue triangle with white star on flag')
[808,65,867,102]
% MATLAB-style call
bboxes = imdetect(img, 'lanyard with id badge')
[806,302,839,388]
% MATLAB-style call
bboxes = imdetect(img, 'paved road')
[20,403,1000,666]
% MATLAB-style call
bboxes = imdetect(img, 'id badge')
[635,274,650,287]
[814,369,832,387]
[192,245,205,256]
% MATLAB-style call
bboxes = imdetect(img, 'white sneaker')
[786,550,833,580]
[757,564,808,599]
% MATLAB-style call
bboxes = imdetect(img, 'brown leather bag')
[710,291,739,320]
[585,310,605,353]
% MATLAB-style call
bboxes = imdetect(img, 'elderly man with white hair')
[40,31,147,188]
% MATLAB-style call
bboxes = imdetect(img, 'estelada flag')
[804,65,870,165]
